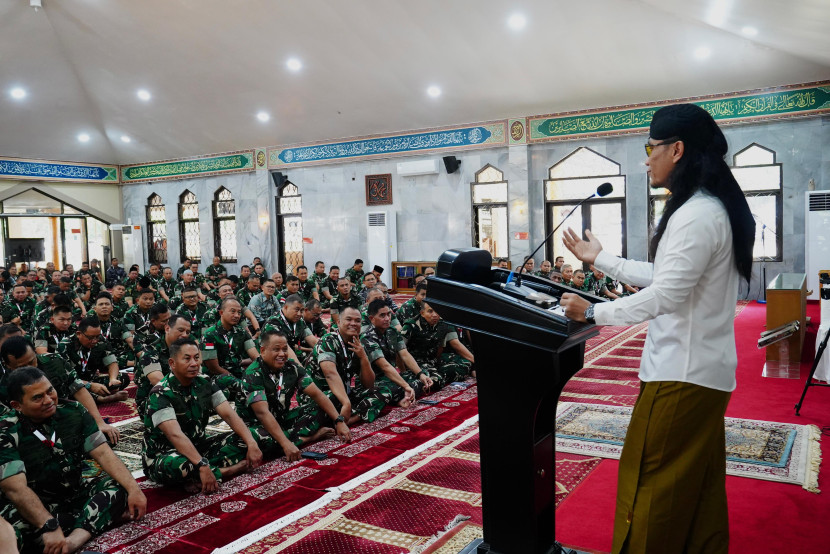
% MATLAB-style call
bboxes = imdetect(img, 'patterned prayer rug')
[555,402,822,492]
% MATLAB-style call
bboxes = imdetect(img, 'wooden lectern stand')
[427,249,599,554]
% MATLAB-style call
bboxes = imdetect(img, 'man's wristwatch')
[584,304,596,324]
[38,517,59,535]
[333,415,345,425]
[196,457,210,469]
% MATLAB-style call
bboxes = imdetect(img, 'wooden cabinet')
[766,273,807,362]
[391,261,436,293]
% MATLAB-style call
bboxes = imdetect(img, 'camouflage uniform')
[317,276,339,309]
[358,325,410,414]
[33,323,77,354]
[584,272,617,296]
[175,302,209,339]
[402,315,472,385]
[123,304,152,335]
[75,281,104,310]
[110,296,130,320]
[328,293,361,329]
[345,268,364,292]
[142,374,247,484]
[173,280,199,298]
[296,279,318,304]
[238,357,328,452]
[0,297,37,332]
[191,272,207,290]
[396,297,422,327]
[0,402,125,550]
[63,288,85,320]
[121,277,141,302]
[56,336,127,391]
[133,321,165,357]
[303,331,383,422]
[533,270,552,280]
[94,315,134,368]
[200,323,256,403]
[206,264,227,284]
[361,307,400,334]
[176,265,189,279]
[306,316,327,338]
[135,339,171,416]
[236,287,258,309]
[0,353,85,407]
[262,311,314,362]
[157,278,178,301]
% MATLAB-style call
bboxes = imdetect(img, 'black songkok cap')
[373,265,384,274]
[649,103,727,156]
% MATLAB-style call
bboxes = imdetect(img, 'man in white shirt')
[560,103,754,554]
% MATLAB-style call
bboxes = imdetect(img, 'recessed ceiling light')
[507,13,527,31]
[120,135,131,143]
[693,46,711,60]
[77,133,90,143]
[256,111,270,122]
[136,89,151,101]
[9,87,26,100]
[286,58,302,72]
[741,26,758,37]
[427,86,441,98]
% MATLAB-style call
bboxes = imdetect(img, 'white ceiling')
[1,0,829,165]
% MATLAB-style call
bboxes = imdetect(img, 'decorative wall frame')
[366,174,393,206]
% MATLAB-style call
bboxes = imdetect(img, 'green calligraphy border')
[528,82,830,142]
[121,151,255,183]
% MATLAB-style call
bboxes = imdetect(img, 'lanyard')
[335,332,354,367]
[270,371,285,400]
[101,321,112,340]
[33,428,57,448]
[279,310,297,338]
[78,349,90,373]
[222,329,234,349]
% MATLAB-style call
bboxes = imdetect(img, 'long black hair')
[650,140,755,284]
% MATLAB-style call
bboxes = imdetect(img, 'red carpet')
[556,301,829,553]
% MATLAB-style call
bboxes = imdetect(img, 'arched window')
[213,187,237,263]
[649,143,782,261]
[146,194,167,263]
[275,182,303,276]
[471,165,508,258]
[178,190,200,263]
[732,144,782,261]
[545,148,626,268]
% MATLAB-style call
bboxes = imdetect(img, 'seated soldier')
[58,276,86,318]
[295,265,319,303]
[275,275,301,305]
[378,282,398,312]
[174,270,206,304]
[402,301,475,385]
[585,265,620,299]
[271,271,284,292]
[534,260,553,279]
[141,338,263,493]
[32,291,72,337]
[123,288,156,338]
[554,256,565,273]
[303,306,377,425]
[397,281,427,325]
[188,262,211,293]
[361,287,401,333]
[0,368,146,553]
[110,282,131,319]
[571,269,588,291]
[303,299,327,338]
[358,272,378,303]
[32,285,59,329]
[202,282,260,336]
[135,314,191,417]
[177,286,210,339]
[310,261,329,303]
[621,282,641,296]
[121,267,141,305]
[236,274,261,309]
[413,273,426,286]
[34,305,75,354]
[497,259,510,269]
[329,277,361,329]
[318,265,340,309]
[551,271,564,284]
[1,336,120,444]
[57,317,128,403]
[239,329,352,461]
[206,256,227,287]
[91,292,135,369]
[133,303,171,356]
[262,294,318,363]
[248,279,280,326]
[75,272,103,313]
[521,258,535,274]
[360,299,425,408]
[157,266,178,303]
[200,297,259,401]
[251,262,268,283]
[345,259,365,294]
[561,264,574,286]
[176,258,191,280]
[238,264,252,285]
[1,284,36,334]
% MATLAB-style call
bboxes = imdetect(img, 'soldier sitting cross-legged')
[402,301,475,385]
[200,297,259,403]
[134,313,192,417]
[141,338,263,493]
[238,329,351,461]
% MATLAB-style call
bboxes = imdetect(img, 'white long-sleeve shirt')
[592,191,739,392]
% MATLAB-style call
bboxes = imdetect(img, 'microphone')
[515,182,613,286]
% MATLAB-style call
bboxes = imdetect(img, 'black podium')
[426,248,600,554]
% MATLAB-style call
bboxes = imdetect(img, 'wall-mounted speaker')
[270,171,287,188]
[443,156,461,174]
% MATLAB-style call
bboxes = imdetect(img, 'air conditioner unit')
[805,191,830,301]
[366,211,397,279]
[396,159,439,177]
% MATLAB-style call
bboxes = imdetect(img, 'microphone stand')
[515,194,596,287]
